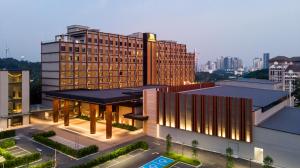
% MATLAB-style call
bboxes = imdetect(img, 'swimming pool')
[140,156,175,168]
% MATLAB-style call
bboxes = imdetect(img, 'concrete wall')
[254,98,289,125]
[42,62,59,71]
[253,127,300,168]
[0,119,7,130]
[41,43,59,53]
[23,115,30,125]
[0,71,8,117]
[158,125,253,159]
[143,88,158,138]
[41,53,59,62]
[22,71,30,113]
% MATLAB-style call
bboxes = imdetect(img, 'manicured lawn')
[163,152,201,166]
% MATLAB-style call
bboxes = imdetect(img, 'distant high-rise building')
[263,53,270,69]
[252,57,263,71]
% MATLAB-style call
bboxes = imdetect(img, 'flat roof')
[45,85,163,105]
[231,78,281,84]
[258,107,300,135]
[182,85,288,109]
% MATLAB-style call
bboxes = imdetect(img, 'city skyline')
[0,0,300,65]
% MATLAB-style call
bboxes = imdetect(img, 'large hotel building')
[41,25,195,105]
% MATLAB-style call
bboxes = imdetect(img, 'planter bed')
[32,131,98,158]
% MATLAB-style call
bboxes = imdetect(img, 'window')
[69,47,73,52]
[75,47,80,53]
[94,49,98,54]
[60,46,66,51]
[87,48,92,54]
[105,40,108,44]
[120,42,123,46]
[124,42,127,46]
[94,39,98,43]
[115,41,118,46]
[82,48,86,53]
[119,71,123,76]
[129,43,131,47]
[110,41,113,45]
[88,38,92,43]
[100,39,103,44]
[95,57,98,61]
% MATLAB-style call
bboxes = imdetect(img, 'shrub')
[112,123,137,131]
[0,148,15,160]
[1,153,41,168]
[191,140,199,158]
[29,160,55,168]
[0,130,15,140]
[263,155,273,168]
[33,131,98,158]
[33,131,56,138]
[226,147,234,168]
[72,141,148,168]
[0,139,16,149]
[166,134,172,154]
[76,115,90,121]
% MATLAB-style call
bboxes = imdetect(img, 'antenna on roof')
[5,42,10,58]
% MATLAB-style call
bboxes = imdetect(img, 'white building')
[269,56,300,91]
[0,70,30,130]
[252,57,263,71]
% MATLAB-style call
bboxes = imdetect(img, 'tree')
[243,69,269,79]
[293,79,300,106]
[263,156,274,168]
[191,140,199,159]
[226,147,234,168]
[166,134,172,154]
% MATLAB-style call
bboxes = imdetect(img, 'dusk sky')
[0,0,299,66]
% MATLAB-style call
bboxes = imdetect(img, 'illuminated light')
[148,34,156,42]
[246,136,251,143]
[231,133,235,140]
[156,124,160,138]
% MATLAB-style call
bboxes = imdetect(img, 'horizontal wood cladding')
[157,92,253,143]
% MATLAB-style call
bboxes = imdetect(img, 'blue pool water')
[140,156,175,168]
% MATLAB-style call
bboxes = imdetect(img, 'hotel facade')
[41,25,195,105]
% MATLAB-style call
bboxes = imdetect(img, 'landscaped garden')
[0,130,43,168]
[71,141,149,168]
[32,130,98,158]
[163,134,201,167]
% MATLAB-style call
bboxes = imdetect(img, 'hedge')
[72,141,148,168]
[112,123,138,131]
[1,153,41,168]
[33,131,98,158]
[29,160,55,168]
[0,130,15,140]
[163,152,201,166]
[0,147,15,160]
[0,139,16,149]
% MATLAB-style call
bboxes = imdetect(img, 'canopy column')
[53,98,59,123]
[63,100,69,126]
[90,104,97,134]
[106,104,112,139]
